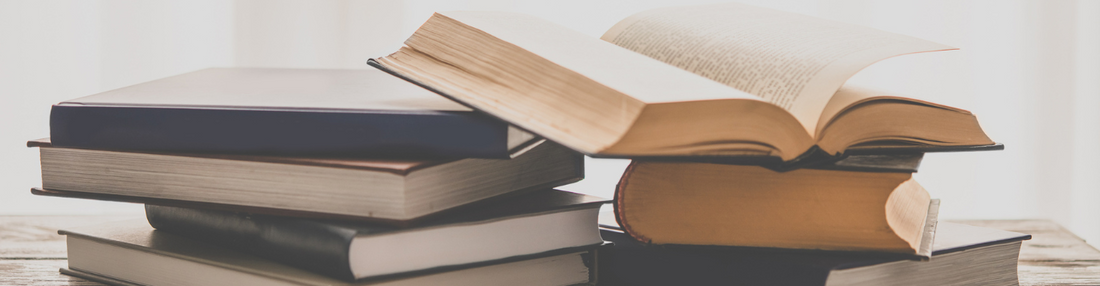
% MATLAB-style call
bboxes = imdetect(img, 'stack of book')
[33,2,1032,285]
[366,2,1030,286]
[32,68,606,285]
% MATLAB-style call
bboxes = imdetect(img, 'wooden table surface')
[1,216,1098,285]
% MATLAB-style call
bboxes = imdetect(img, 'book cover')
[50,67,538,159]
[597,222,1030,286]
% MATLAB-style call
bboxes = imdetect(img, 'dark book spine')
[598,229,832,286]
[145,205,359,281]
[50,105,512,159]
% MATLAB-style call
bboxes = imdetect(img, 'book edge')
[930,225,1032,256]
[59,225,327,286]
[506,138,546,159]
[348,244,601,282]
[34,187,416,225]
[61,224,601,285]
[33,174,595,227]
[34,140,438,176]
[54,101,474,115]
[60,268,145,286]
[376,197,607,236]
[368,58,577,155]
[916,198,941,259]
[33,135,568,176]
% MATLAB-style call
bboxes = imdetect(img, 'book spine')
[144,205,359,281]
[612,161,647,244]
[50,105,512,159]
[598,229,832,286]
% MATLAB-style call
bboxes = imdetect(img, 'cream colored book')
[371,3,997,163]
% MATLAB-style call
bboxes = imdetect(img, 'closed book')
[144,189,607,281]
[31,137,583,224]
[615,161,938,255]
[59,219,598,286]
[50,67,538,159]
[598,221,1030,286]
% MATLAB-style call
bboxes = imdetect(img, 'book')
[370,3,1000,164]
[650,152,926,173]
[597,221,1030,286]
[30,137,583,224]
[59,219,598,286]
[615,161,938,255]
[143,189,607,281]
[49,67,539,159]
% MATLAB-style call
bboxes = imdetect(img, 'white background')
[2,0,1099,245]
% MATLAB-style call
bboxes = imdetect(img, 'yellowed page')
[817,84,971,135]
[391,11,788,154]
[602,3,955,136]
[817,85,890,135]
[439,11,761,104]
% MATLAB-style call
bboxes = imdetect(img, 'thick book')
[597,221,1030,286]
[49,67,539,159]
[370,3,1001,166]
[615,161,938,255]
[59,219,598,286]
[143,189,607,281]
[30,137,583,224]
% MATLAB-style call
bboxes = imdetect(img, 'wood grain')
[954,220,1100,285]
[0,260,100,285]
[0,216,133,259]
[953,220,1100,261]
[0,215,135,285]
[1,216,1098,285]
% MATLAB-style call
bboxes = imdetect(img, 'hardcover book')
[597,221,1030,286]
[50,67,537,159]
[59,219,597,286]
[143,189,607,281]
[615,161,939,255]
[370,3,1000,165]
[30,138,583,224]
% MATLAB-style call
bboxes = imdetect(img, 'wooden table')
[1,216,1098,285]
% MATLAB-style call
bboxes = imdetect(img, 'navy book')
[597,221,1030,286]
[50,68,538,159]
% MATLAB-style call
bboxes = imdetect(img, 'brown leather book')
[614,161,938,256]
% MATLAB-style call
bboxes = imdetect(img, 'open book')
[371,3,998,164]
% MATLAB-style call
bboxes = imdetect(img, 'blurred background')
[2,0,1098,245]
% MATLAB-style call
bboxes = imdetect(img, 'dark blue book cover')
[50,68,537,159]
[597,222,1030,286]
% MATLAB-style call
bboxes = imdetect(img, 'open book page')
[395,11,770,154]
[817,85,972,136]
[432,12,762,104]
[601,3,956,136]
